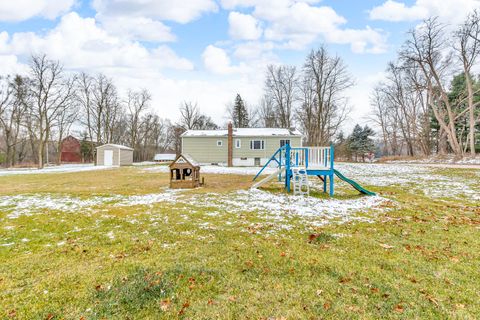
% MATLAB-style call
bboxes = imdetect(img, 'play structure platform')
[252,144,375,196]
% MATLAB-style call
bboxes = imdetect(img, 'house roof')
[96,143,134,151]
[181,127,303,138]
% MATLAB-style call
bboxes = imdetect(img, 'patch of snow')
[143,165,277,175]
[387,155,480,165]
[0,164,110,177]
[0,190,180,219]
[132,161,158,166]
[0,242,14,247]
[189,188,391,227]
[335,163,480,200]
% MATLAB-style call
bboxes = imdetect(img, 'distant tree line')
[0,55,174,168]
[371,11,480,158]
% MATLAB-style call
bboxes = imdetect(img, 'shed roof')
[96,143,134,151]
[154,153,176,161]
[181,127,302,138]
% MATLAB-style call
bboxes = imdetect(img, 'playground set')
[252,144,375,196]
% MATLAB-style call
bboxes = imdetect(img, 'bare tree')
[299,46,354,145]
[126,89,151,160]
[265,65,297,128]
[400,18,463,156]
[179,101,201,130]
[257,95,277,127]
[76,72,96,161]
[455,10,480,155]
[27,55,75,168]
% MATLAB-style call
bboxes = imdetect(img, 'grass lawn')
[0,164,479,319]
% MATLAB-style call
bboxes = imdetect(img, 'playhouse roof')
[181,127,303,138]
[169,153,200,168]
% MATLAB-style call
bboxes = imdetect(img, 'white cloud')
[0,12,192,72]
[369,0,480,23]
[92,0,218,24]
[97,15,176,42]
[228,12,263,40]
[202,45,244,75]
[0,0,75,22]
[221,1,388,54]
[0,54,29,75]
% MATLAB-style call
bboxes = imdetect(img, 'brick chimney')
[227,121,233,167]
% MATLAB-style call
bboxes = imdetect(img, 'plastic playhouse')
[252,144,375,196]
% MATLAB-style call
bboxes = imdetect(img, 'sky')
[1,0,480,132]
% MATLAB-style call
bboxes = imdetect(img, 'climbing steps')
[292,167,309,196]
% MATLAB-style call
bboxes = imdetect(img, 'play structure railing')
[289,146,332,169]
[252,144,334,181]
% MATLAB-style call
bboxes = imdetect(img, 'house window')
[235,139,241,148]
[217,140,223,147]
[250,140,265,150]
[280,139,290,147]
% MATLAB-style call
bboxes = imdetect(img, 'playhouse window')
[250,140,264,150]
[280,139,290,147]
[216,140,223,147]
[235,139,241,148]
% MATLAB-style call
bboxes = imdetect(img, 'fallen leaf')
[228,296,236,302]
[370,287,379,293]
[394,304,404,313]
[280,252,286,257]
[316,289,323,296]
[323,302,331,310]
[45,314,55,320]
[339,277,351,284]
[7,310,16,318]
[160,299,171,311]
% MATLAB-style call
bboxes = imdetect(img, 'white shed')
[96,144,134,166]
[154,153,176,162]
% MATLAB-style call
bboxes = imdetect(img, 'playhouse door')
[104,150,113,166]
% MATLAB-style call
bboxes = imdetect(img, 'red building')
[60,136,82,163]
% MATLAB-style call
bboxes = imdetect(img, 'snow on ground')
[145,162,479,200]
[0,189,181,219]
[0,187,389,228]
[190,188,391,227]
[335,163,480,201]
[143,165,278,175]
[0,164,110,176]
[387,155,480,165]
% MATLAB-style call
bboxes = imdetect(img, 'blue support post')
[285,144,291,192]
[329,173,334,196]
[305,148,309,169]
[329,144,335,196]
[278,150,282,181]
[323,175,327,193]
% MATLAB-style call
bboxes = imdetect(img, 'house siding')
[182,136,302,166]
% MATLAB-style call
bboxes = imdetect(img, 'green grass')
[0,166,479,319]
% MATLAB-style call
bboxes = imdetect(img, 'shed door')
[104,150,113,166]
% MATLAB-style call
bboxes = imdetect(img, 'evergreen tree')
[232,94,249,128]
[347,124,375,162]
